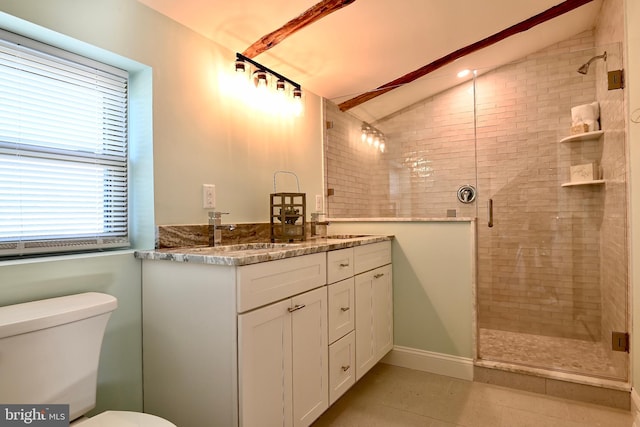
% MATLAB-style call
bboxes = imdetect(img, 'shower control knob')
[457,185,477,204]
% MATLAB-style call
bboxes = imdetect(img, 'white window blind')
[0,30,129,256]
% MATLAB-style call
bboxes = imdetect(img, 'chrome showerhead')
[577,51,607,75]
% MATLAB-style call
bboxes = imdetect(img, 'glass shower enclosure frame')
[474,42,629,382]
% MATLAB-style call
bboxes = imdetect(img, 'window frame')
[0,28,130,257]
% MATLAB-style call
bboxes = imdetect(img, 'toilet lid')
[74,411,176,427]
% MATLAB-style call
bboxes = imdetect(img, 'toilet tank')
[0,292,118,421]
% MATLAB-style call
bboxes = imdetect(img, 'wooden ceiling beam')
[338,0,594,111]
[243,0,356,59]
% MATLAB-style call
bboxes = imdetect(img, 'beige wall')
[0,0,323,226]
[0,0,324,414]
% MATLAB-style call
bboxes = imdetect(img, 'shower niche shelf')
[561,180,605,187]
[560,130,605,187]
[559,130,604,143]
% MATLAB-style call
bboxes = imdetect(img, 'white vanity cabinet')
[326,248,357,404]
[353,242,393,380]
[239,285,328,427]
[325,241,393,400]
[142,252,326,427]
[141,239,392,427]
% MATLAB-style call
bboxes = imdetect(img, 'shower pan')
[474,43,629,383]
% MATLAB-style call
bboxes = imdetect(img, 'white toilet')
[0,292,175,427]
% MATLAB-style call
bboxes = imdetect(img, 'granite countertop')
[134,235,392,266]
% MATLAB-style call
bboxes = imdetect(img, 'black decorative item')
[270,171,306,242]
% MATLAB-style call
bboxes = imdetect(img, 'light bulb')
[254,70,268,88]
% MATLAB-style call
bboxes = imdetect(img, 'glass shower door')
[474,43,628,381]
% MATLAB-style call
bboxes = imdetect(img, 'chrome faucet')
[310,212,330,237]
[208,211,237,246]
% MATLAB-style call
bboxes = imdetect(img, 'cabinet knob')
[339,262,350,267]
[341,365,350,372]
[374,273,385,279]
[287,304,306,313]
[340,306,350,312]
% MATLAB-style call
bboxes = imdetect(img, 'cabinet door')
[239,299,293,427]
[373,264,393,360]
[328,278,355,344]
[355,271,375,380]
[355,265,393,380]
[291,287,329,427]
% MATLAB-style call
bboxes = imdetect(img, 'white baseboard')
[632,387,640,427]
[381,345,474,381]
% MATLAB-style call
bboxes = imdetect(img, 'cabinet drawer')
[354,241,391,275]
[328,278,355,344]
[327,248,354,284]
[237,253,327,313]
[329,331,355,405]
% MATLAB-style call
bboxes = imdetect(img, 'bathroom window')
[0,29,129,257]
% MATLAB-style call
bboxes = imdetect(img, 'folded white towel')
[571,101,600,131]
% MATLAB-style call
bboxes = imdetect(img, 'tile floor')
[312,364,635,427]
[479,328,626,380]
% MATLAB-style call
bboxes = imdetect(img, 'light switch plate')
[315,195,323,211]
[203,184,216,209]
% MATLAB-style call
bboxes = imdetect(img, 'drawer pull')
[374,273,385,279]
[287,304,306,313]
[339,262,350,267]
[340,306,350,312]
[341,365,350,372]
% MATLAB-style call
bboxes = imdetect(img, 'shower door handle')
[487,199,494,228]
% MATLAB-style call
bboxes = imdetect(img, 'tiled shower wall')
[325,83,476,219]
[325,29,627,345]
[474,31,605,341]
[595,0,628,370]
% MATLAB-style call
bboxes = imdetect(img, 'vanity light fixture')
[235,52,302,100]
[361,122,386,153]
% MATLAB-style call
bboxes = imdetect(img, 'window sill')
[0,249,137,266]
